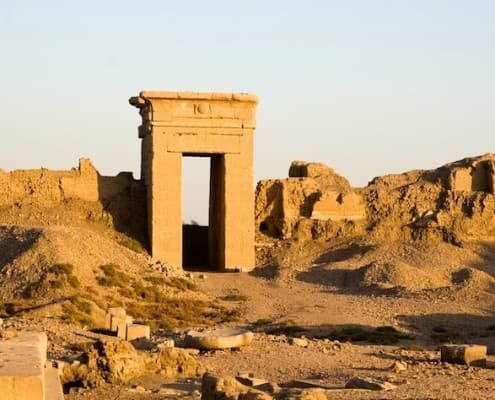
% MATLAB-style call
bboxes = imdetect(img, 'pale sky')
[1,1,494,224]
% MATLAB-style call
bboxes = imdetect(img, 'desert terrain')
[1,155,495,399]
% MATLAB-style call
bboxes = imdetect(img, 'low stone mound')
[451,267,495,291]
[61,338,205,388]
[293,240,495,295]
[351,261,450,292]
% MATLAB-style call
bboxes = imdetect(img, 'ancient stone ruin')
[255,154,495,245]
[1,89,494,272]
[129,91,258,271]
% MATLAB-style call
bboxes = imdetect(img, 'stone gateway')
[129,91,259,271]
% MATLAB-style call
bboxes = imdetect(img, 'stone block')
[111,315,133,333]
[185,328,253,350]
[126,324,150,341]
[44,364,64,400]
[440,344,487,366]
[0,332,48,400]
[105,307,126,330]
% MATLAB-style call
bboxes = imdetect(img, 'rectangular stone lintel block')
[126,324,150,341]
[440,344,487,366]
[0,332,48,400]
[105,307,126,330]
[111,315,133,333]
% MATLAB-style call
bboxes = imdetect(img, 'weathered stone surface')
[289,338,308,348]
[185,328,254,350]
[45,364,64,400]
[440,344,487,366]
[0,332,47,400]
[345,376,397,391]
[111,315,133,333]
[280,388,328,400]
[256,162,364,240]
[105,307,126,330]
[130,91,258,271]
[126,324,150,341]
[62,339,205,388]
[202,373,273,400]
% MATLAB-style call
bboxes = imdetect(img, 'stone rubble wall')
[256,154,495,244]
[0,159,147,242]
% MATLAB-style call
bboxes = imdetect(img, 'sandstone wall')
[256,154,495,245]
[256,161,366,240]
[0,159,147,243]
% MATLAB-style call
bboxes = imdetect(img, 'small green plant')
[167,277,199,292]
[266,319,306,335]
[118,237,145,253]
[253,318,274,326]
[23,263,80,298]
[49,263,75,275]
[62,297,95,328]
[144,276,168,285]
[399,344,427,352]
[220,294,249,302]
[328,326,412,345]
[126,297,241,329]
[96,264,131,288]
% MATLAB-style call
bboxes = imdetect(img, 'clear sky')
[1,1,494,224]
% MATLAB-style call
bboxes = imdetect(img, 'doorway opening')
[181,154,225,270]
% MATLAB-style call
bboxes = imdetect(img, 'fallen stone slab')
[440,344,487,367]
[185,328,253,350]
[287,379,334,390]
[0,332,48,400]
[126,324,150,341]
[236,373,269,387]
[345,376,397,391]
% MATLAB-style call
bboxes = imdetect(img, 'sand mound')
[286,239,495,294]
[0,224,149,302]
[352,260,449,292]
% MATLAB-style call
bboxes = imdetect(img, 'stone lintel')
[139,91,258,103]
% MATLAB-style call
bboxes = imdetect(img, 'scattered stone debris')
[61,338,205,388]
[202,373,272,400]
[157,338,175,349]
[185,328,254,350]
[390,360,408,373]
[236,372,270,387]
[289,337,308,348]
[106,308,151,342]
[440,344,487,367]
[345,376,397,391]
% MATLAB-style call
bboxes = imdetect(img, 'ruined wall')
[0,159,147,243]
[256,161,366,240]
[256,154,495,245]
[449,159,495,194]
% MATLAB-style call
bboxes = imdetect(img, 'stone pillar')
[149,147,182,267]
[223,136,255,271]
